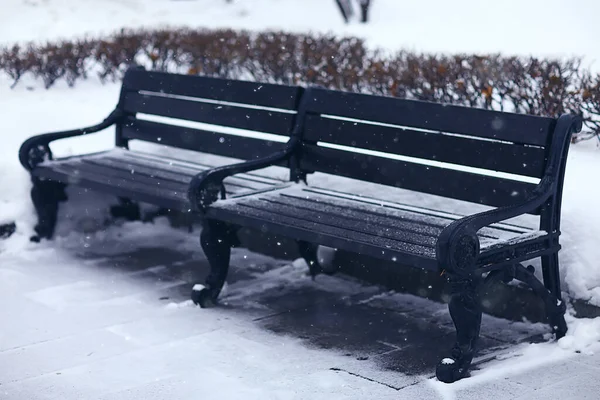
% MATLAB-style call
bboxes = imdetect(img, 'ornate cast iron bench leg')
[513,264,567,337]
[30,178,67,242]
[436,233,482,383]
[436,272,483,383]
[192,219,237,308]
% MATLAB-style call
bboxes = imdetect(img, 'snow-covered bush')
[0,27,598,138]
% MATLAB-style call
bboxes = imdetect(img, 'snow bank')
[559,313,600,354]
[560,141,600,306]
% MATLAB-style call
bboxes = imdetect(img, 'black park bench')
[188,87,582,382]
[18,67,302,239]
[18,69,582,383]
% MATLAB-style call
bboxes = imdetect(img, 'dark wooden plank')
[273,193,446,238]
[115,149,286,185]
[303,115,547,177]
[122,69,301,110]
[272,191,501,240]
[68,156,250,197]
[85,155,273,192]
[207,205,438,270]
[210,200,437,260]
[105,149,283,188]
[122,93,296,136]
[82,157,234,191]
[66,160,188,193]
[300,145,538,211]
[85,156,193,184]
[259,191,515,244]
[305,88,554,146]
[249,195,438,247]
[81,157,266,195]
[121,119,288,160]
[297,186,531,236]
[33,165,190,211]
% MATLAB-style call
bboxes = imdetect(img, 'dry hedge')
[1,27,598,139]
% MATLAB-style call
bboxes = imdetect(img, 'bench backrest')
[116,68,303,161]
[299,88,558,211]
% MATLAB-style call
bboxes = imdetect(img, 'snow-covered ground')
[2,0,600,69]
[2,0,600,398]
[2,212,600,400]
[0,219,405,400]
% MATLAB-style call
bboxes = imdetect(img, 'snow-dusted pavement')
[1,214,599,400]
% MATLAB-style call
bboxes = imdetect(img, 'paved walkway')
[0,220,598,400]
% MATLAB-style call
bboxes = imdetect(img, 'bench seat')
[207,184,540,270]
[32,148,285,211]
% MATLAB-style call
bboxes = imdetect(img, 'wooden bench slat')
[208,200,438,262]
[209,184,529,261]
[122,119,288,161]
[35,149,281,207]
[33,165,190,210]
[305,88,554,147]
[107,149,282,187]
[296,187,533,235]
[303,115,547,178]
[114,148,286,185]
[64,160,189,192]
[301,145,538,211]
[85,155,273,192]
[249,195,438,247]
[122,92,296,136]
[275,193,447,239]
[82,157,255,192]
[122,69,301,110]
[277,191,509,240]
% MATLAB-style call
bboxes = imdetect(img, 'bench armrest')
[437,114,583,274]
[188,138,300,212]
[436,178,553,274]
[19,109,125,171]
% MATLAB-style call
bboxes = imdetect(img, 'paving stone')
[455,379,527,400]
[570,352,600,371]
[88,247,192,272]
[394,381,443,399]
[259,300,448,359]
[11,238,585,399]
[514,371,599,400]
[373,331,505,377]
[328,365,421,393]
[509,357,599,391]
[245,284,349,314]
